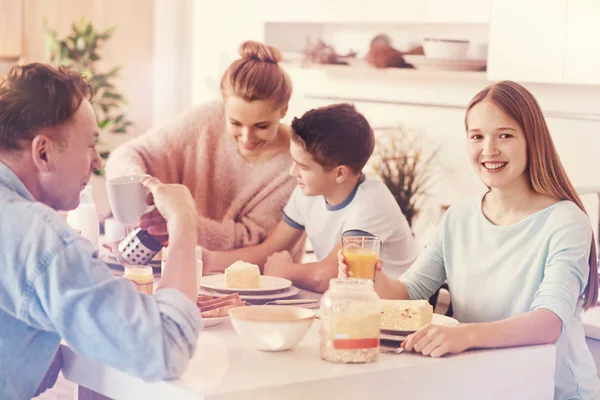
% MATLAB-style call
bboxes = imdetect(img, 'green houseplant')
[45,18,133,174]
[369,127,440,227]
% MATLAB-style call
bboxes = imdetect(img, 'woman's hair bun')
[239,41,281,64]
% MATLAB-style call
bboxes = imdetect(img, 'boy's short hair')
[291,103,374,174]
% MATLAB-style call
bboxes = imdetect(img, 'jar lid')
[329,278,374,288]
[124,266,153,277]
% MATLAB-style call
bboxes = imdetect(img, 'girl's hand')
[402,324,474,358]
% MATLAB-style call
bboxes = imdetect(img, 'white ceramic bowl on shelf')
[229,306,315,351]
[423,38,470,60]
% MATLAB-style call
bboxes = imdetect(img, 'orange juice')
[343,249,379,280]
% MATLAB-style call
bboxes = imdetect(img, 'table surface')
[67,242,555,399]
[62,317,556,400]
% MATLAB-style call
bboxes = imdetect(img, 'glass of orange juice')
[342,236,381,280]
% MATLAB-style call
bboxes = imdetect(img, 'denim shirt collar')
[0,160,36,202]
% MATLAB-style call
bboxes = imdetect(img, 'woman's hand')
[402,324,474,358]
[139,208,168,240]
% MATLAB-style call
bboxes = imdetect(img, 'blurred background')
[1,0,599,245]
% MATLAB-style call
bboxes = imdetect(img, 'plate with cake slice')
[380,299,459,335]
[200,261,293,294]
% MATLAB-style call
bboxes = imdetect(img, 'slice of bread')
[201,302,245,318]
[197,293,240,309]
[197,292,245,318]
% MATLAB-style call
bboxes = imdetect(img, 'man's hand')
[264,251,294,278]
[140,176,196,235]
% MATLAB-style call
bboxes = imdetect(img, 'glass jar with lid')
[320,278,382,363]
[123,266,154,294]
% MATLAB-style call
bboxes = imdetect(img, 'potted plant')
[45,18,133,175]
[368,126,441,228]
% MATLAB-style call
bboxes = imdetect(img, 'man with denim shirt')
[0,63,202,399]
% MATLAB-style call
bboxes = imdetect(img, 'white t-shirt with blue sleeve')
[283,174,417,278]
[400,193,600,400]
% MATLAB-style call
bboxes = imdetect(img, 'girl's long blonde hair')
[466,80,598,309]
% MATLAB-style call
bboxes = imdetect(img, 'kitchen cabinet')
[488,0,600,85]
[487,0,567,84]
[564,0,600,85]
[419,0,491,24]
[360,0,427,23]
[257,0,490,24]
[0,0,22,58]
[258,0,363,23]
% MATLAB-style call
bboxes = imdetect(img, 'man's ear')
[334,165,353,184]
[31,135,53,172]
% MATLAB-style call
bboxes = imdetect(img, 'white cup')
[106,174,150,227]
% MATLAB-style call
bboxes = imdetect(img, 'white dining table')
[61,314,556,400]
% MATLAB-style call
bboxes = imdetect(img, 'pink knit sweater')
[105,102,300,254]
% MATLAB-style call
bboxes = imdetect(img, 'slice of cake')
[224,261,260,289]
[380,300,433,331]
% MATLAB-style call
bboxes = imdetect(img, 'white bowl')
[423,38,469,60]
[228,306,315,351]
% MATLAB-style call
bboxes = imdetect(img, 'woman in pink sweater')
[105,41,302,256]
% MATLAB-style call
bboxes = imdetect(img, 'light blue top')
[400,194,600,400]
[0,161,203,399]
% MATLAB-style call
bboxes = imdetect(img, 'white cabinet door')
[564,0,600,85]
[487,0,567,83]
[257,0,362,23]
[361,0,426,23]
[423,0,491,23]
[362,0,490,23]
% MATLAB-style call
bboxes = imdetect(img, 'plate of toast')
[198,285,300,301]
[197,293,245,327]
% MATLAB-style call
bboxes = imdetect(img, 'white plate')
[381,313,459,335]
[403,55,486,71]
[202,316,228,328]
[199,274,292,294]
[198,285,300,301]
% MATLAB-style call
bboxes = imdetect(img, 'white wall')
[180,5,600,242]
[279,65,600,243]
[153,0,194,127]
